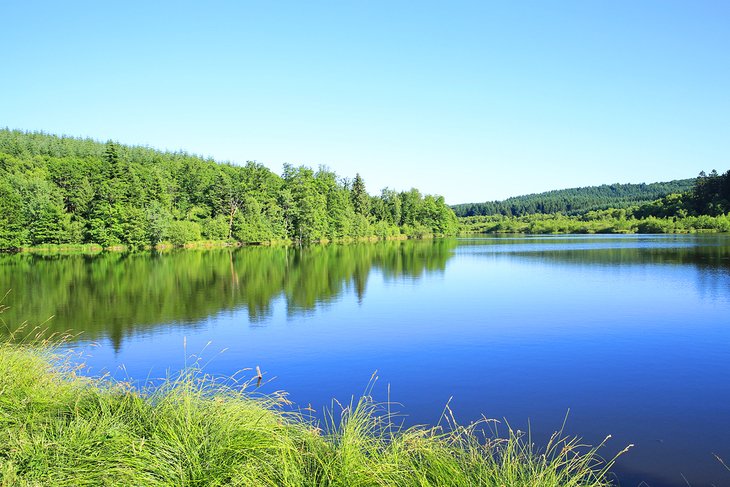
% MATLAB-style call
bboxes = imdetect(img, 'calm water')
[2,235,729,486]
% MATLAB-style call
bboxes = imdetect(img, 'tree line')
[632,170,730,218]
[0,129,458,250]
[460,170,730,235]
[452,179,695,217]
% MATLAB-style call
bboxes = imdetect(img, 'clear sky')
[2,1,728,204]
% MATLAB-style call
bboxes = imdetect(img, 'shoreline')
[0,341,626,486]
[1,233,434,255]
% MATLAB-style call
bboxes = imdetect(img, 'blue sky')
[2,1,728,204]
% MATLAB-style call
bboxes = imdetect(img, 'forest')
[0,130,458,250]
[460,170,730,234]
[452,179,695,217]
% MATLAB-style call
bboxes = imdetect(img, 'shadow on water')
[0,239,456,349]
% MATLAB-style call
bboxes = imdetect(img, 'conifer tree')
[351,173,369,216]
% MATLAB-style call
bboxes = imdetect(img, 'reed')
[0,340,628,486]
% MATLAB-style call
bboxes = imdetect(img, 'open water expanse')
[2,234,729,486]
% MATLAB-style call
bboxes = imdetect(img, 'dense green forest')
[0,129,457,250]
[460,170,730,234]
[453,179,695,217]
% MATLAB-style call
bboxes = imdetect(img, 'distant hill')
[452,179,696,217]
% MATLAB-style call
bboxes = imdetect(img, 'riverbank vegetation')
[0,339,625,486]
[0,129,457,251]
[460,170,730,235]
[460,211,730,235]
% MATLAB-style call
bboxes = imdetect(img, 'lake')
[1,235,729,486]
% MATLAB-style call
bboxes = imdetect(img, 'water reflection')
[458,235,730,302]
[2,235,730,486]
[0,239,456,348]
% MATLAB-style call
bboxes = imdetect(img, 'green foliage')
[146,201,173,246]
[454,179,696,217]
[17,176,70,245]
[381,188,402,225]
[122,207,149,250]
[166,220,202,246]
[460,170,730,236]
[0,342,624,486]
[202,215,232,241]
[232,196,282,243]
[460,211,730,235]
[0,178,26,249]
[690,170,730,215]
[351,173,369,216]
[282,164,328,242]
[0,130,458,249]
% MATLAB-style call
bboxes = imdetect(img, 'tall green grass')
[0,339,630,486]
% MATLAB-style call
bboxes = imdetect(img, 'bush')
[166,220,202,246]
[202,215,230,240]
[636,217,674,234]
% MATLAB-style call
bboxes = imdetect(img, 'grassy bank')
[459,213,730,235]
[0,342,627,486]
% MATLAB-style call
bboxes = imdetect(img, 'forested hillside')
[0,129,457,250]
[633,170,730,218]
[453,179,695,217]
[460,170,730,235]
